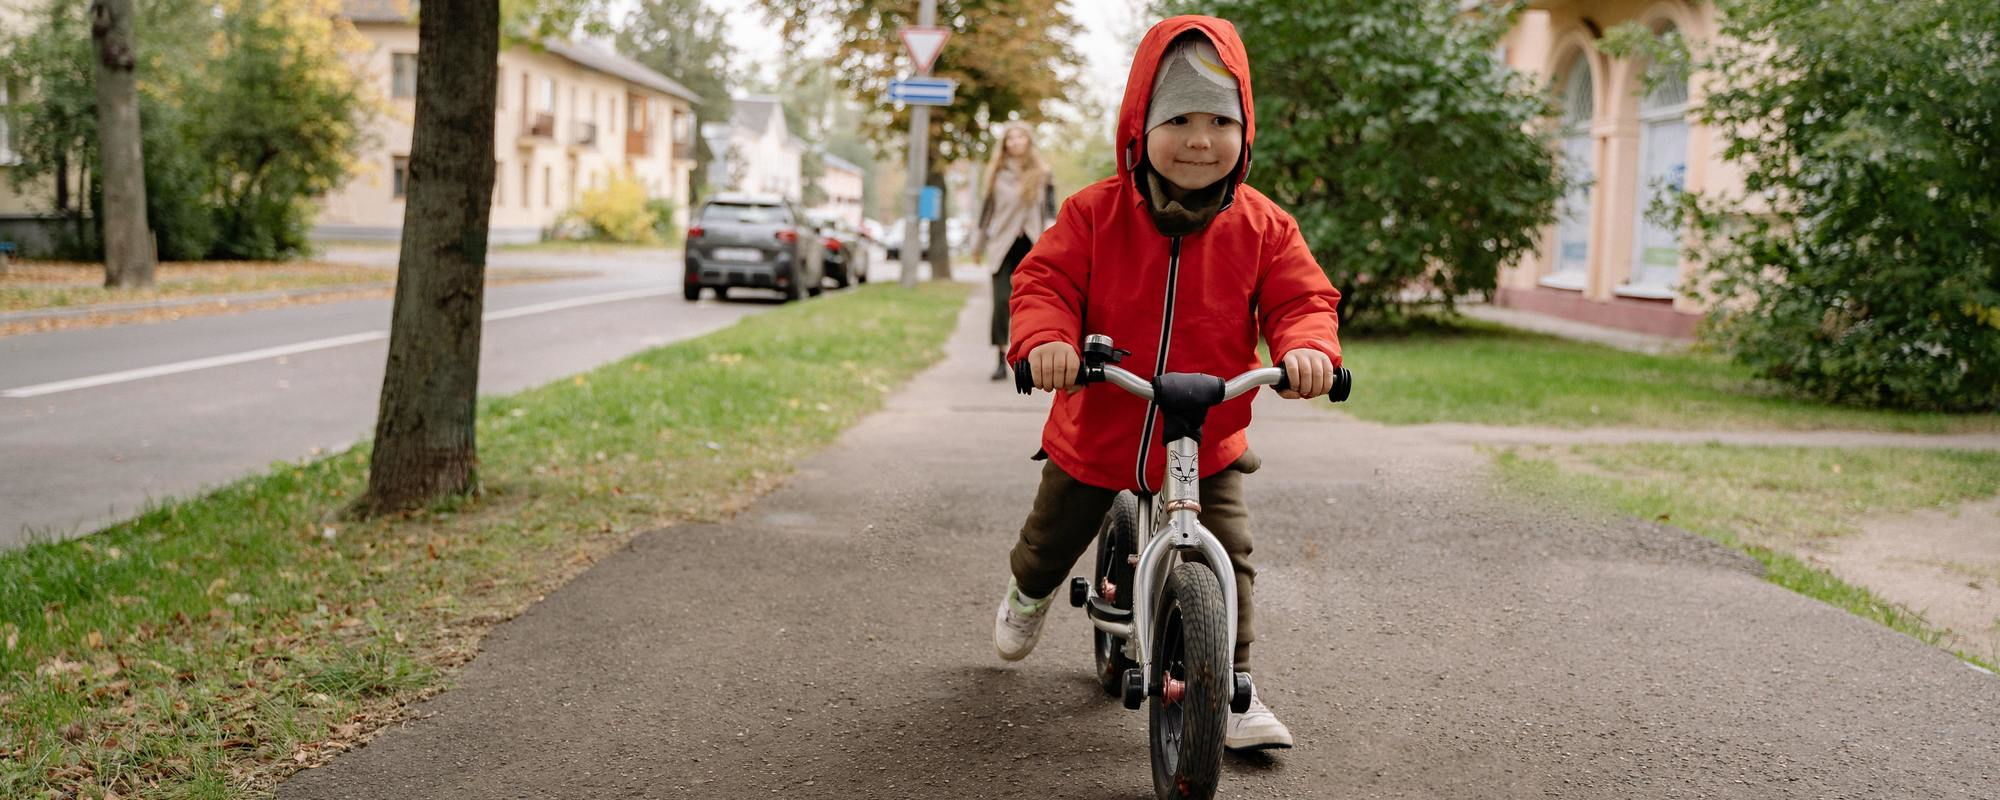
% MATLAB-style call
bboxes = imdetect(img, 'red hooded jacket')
[1008,15,1342,494]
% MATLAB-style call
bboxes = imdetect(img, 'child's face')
[1146,113,1242,193]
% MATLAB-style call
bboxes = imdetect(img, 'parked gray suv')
[684,193,825,302]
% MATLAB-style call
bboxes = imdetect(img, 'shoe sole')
[1225,735,1294,751]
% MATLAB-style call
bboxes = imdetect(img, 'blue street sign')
[888,77,957,107]
[918,186,942,220]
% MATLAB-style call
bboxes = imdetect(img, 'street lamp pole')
[899,0,937,288]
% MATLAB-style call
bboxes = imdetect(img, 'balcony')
[520,111,555,143]
[572,121,598,148]
[626,130,651,158]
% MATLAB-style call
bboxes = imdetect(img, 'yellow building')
[324,0,701,244]
[1489,0,1733,338]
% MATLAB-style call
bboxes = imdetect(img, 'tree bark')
[925,167,950,281]
[357,0,500,516]
[90,0,155,288]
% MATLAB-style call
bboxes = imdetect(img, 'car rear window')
[701,203,788,224]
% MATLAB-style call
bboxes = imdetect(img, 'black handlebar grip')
[1012,360,1035,395]
[1272,366,1354,402]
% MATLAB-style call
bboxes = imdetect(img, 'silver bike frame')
[1082,361,1286,697]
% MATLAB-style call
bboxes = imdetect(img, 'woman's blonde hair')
[982,122,1051,205]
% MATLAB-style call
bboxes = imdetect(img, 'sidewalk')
[1459,302,1689,354]
[279,287,2000,799]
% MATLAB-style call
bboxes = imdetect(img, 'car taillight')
[775,229,798,244]
[688,226,704,239]
[824,237,842,252]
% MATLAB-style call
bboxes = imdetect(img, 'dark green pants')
[1008,450,1262,671]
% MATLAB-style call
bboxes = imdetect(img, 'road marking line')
[2,287,682,399]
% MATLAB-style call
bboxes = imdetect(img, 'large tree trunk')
[90,0,155,288]
[925,167,950,281]
[357,0,500,516]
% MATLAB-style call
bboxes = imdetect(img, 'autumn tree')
[755,0,1082,268]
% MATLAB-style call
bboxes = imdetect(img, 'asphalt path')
[279,293,1999,799]
[0,248,828,548]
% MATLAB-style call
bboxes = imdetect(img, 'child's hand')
[1278,348,1334,399]
[1028,342,1083,393]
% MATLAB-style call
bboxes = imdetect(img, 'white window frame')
[0,78,19,166]
[1544,56,1595,292]
[391,52,418,99]
[1619,61,1691,299]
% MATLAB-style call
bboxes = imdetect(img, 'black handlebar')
[1013,359,1352,403]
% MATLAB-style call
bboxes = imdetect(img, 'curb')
[0,282,398,325]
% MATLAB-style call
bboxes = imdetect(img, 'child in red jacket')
[993,15,1342,752]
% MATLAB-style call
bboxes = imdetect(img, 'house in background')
[0,1,74,255]
[817,152,865,228]
[321,0,700,244]
[703,96,802,202]
[1486,0,1735,338]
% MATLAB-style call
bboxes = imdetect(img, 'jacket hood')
[1116,16,1256,197]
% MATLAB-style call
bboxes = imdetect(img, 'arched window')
[1548,55,1595,289]
[1626,30,1690,296]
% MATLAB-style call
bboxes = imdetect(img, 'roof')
[732,97,782,137]
[342,0,413,22]
[337,1,699,104]
[821,152,864,175]
[542,39,701,105]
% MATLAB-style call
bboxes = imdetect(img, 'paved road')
[280,293,2000,799]
[0,248,823,548]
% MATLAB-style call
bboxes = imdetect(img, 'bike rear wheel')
[1093,492,1139,695]
[1149,562,1229,800]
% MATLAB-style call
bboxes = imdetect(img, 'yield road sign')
[900,26,949,74]
[888,77,956,106]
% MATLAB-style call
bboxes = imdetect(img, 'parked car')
[808,212,870,288]
[684,194,825,302]
[882,217,930,262]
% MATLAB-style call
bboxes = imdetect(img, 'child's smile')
[1147,112,1243,195]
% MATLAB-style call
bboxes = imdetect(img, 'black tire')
[1149,563,1229,800]
[714,286,729,301]
[682,279,700,302]
[1094,493,1140,696]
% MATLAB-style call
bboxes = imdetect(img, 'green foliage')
[0,0,376,261]
[1160,0,1564,325]
[755,0,1083,166]
[1683,0,2000,411]
[647,196,682,245]
[558,171,661,243]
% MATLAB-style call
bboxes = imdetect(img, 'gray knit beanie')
[1145,36,1242,133]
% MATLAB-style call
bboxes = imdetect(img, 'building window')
[391,52,417,99]
[539,76,556,112]
[521,162,531,208]
[543,165,551,207]
[393,155,410,198]
[0,77,20,165]
[1547,55,1595,290]
[1626,39,1691,296]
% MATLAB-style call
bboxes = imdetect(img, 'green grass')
[1494,443,2000,670]
[1345,317,2000,432]
[0,282,968,798]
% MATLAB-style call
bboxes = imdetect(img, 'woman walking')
[976,122,1057,380]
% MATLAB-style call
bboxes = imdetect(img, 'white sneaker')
[1225,689,1294,750]
[993,578,1053,661]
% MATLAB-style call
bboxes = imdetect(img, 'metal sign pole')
[899,0,937,288]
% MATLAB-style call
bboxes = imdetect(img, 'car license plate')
[713,247,762,262]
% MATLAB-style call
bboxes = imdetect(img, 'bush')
[0,0,374,262]
[647,197,682,246]
[1684,0,2000,411]
[556,171,660,244]
[1158,0,1564,326]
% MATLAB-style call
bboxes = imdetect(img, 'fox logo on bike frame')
[1169,447,1199,487]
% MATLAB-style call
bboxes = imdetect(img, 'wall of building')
[315,22,696,243]
[1493,0,1737,337]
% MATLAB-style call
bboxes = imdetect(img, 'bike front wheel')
[1149,562,1229,800]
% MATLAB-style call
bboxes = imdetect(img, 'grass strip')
[0,282,968,799]
[1493,443,2000,672]
[1347,317,2000,433]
